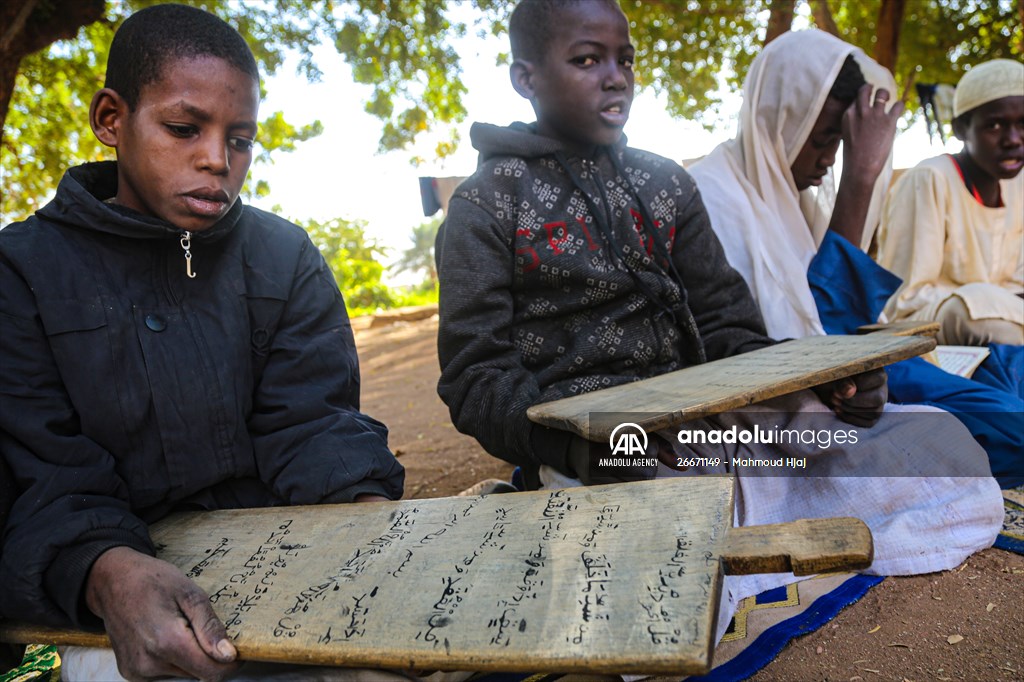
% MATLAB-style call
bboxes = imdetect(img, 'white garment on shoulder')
[876,154,1024,326]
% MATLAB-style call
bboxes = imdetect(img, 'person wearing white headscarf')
[687,29,1006,641]
[875,59,1024,347]
[690,29,899,339]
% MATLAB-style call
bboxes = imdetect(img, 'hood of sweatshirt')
[35,161,243,242]
[470,121,628,163]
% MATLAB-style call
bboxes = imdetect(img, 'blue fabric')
[756,585,790,604]
[809,232,1023,488]
[994,531,1024,554]
[975,343,1024,402]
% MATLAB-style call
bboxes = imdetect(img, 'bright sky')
[248,25,962,285]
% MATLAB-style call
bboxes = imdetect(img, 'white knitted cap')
[953,58,1024,118]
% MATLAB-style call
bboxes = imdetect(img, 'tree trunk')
[0,0,105,143]
[874,0,907,73]
[810,0,840,36]
[0,56,20,145]
[764,0,797,44]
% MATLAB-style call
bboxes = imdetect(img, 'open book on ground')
[921,345,991,379]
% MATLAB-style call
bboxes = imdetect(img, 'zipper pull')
[180,231,197,279]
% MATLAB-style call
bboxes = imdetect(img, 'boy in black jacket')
[436,0,888,488]
[0,5,402,679]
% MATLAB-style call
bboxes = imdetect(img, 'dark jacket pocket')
[37,298,107,336]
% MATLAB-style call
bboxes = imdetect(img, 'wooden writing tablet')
[0,478,871,675]
[527,332,934,442]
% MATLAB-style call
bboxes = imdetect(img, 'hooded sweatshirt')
[0,162,403,628]
[436,123,773,481]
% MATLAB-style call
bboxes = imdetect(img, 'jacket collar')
[37,161,243,242]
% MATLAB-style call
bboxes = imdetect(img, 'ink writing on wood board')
[150,478,733,674]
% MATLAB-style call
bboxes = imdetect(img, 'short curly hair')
[104,3,259,110]
[509,0,626,63]
[828,55,866,105]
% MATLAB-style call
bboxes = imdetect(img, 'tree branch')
[765,0,796,44]
[810,0,840,36]
[899,69,916,106]
[0,0,105,139]
[874,0,907,72]
[0,0,39,53]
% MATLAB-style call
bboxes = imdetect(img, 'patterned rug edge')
[685,574,884,682]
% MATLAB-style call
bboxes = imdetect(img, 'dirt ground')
[353,313,1023,682]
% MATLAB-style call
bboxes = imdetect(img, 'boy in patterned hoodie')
[437,0,876,486]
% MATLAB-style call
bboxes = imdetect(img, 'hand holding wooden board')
[0,478,871,675]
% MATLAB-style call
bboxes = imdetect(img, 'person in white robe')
[875,59,1024,347]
